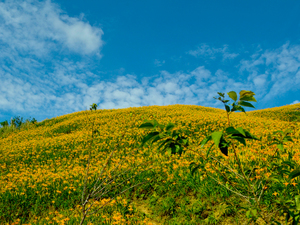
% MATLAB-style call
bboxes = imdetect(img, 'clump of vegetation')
[0,116,37,137]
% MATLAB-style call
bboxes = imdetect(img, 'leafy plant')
[90,103,98,111]
[139,90,300,224]
[11,116,24,128]
[139,120,189,156]
[0,116,37,138]
[0,120,9,127]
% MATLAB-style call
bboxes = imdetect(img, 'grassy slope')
[0,103,300,224]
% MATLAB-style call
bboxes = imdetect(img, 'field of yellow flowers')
[0,103,300,224]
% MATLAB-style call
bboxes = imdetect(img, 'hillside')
[247,103,300,123]
[0,103,299,224]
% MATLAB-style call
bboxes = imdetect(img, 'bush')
[0,116,37,137]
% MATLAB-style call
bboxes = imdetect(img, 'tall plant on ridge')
[139,90,300,224]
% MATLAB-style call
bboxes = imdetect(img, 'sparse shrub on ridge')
[0,116,37,137]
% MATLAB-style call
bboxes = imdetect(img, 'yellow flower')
[291,182,297,187]
[272,192,279,196]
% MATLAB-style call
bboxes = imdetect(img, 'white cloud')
[187,44,239,61]
[154,59,165,67]
[290,100,300,105]
[0,0,105,120]
[190,66,211,84]
[253,74,268,87]
[238,42,300,102]
[0,0,104,56]
[188,44,214,58]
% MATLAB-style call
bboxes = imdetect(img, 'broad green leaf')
[246,210,251,218]
[182,138,188,145]
[175,145,181,153]
[239,95,257,102]
[252,209,258,217]
[172,132,179,139]
[151,133,165,144]
[270,178,281,183]
[139,120,160,129]
[226,127,247,137]
[217,92,225,97]
[277,143,284,151]
[170,144,177,154]
[225,105,230,112]
[157,138,173,151]
[211,132,223,148]
[283,136,294,143]
[178,137,189,146]
[218,136,228,156]
[236,105,246,113]
[231,105,245,113]
[281,160,296,168]
[228,91,237,101]
[200,135,212,147]
[165,123,175,131]
[140,131,160,147]
[225,127,237,134]
[158,124,165,130]
[139,122,155,129]
[243,130,260,140]
[230,136,246,146]
[289,169,300,180]
[236,127,246,136]
[239,90,256,102]
[295,195,300,211]
[239,90,255,98]
[238,101,255,108]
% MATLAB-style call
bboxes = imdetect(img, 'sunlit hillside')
[1,103,300,224]
[248,103,300,123]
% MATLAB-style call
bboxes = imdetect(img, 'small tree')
[90,103,98,111]
[0,120,9,128]
[11,116,24,128]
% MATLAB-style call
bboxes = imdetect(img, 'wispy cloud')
[0,0,104,120]
[238,42,300,102]
[187,44,239,61]
[154,59,165,67]
[80,66,249,111]
[290,100,300,105]
[0,0,104,56]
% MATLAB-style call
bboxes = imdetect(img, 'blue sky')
[1,0,300,123]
